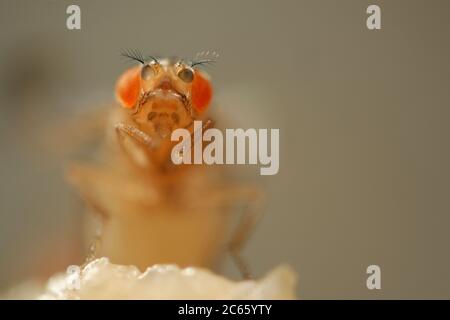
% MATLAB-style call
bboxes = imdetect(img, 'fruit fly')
[67,50,263,278]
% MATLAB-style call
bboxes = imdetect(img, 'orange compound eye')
[191,71,212,113]
[115,66,141,109]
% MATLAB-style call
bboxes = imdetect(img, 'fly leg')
[80,225,102,270]
[67,162,160,218]
[67,162,160,268]
[115,119,215,169]
[227,186,264,279]
[115,122,154,149]
[115,122,156,169]
[205,185,264,279]
[66,164,110,268]
[67,164,111,220]
[184,118,214,142]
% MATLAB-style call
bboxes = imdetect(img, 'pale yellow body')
[68,58,262,277]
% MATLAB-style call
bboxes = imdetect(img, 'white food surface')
[38,257,297,299]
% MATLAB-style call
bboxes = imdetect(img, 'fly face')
[132,58,195,138]
[115,54,214,139]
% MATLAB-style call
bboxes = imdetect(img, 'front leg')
[183,118,215,151]
[115,122,155,148]
[115,122,158,169]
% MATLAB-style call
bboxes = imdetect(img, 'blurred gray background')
[1,0,450,298]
